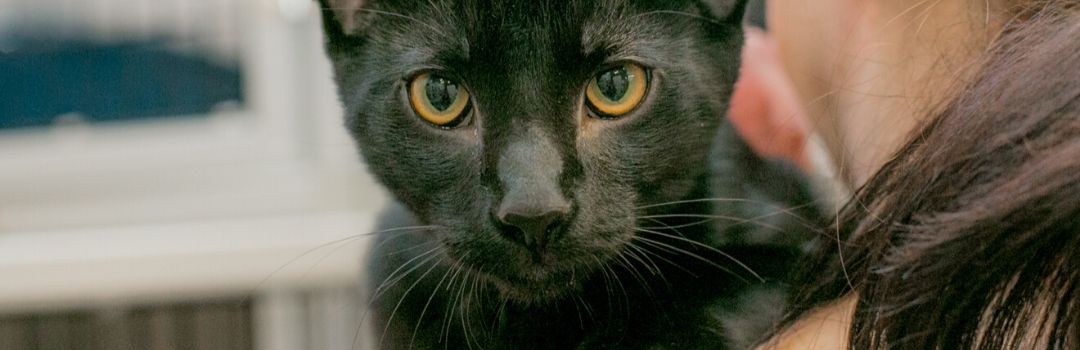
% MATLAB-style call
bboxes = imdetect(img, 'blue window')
[0,34,244,129]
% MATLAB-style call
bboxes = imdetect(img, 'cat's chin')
[490,278,582,305]
[482,268,584,305]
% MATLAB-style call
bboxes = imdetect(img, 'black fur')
[316,0,822,348]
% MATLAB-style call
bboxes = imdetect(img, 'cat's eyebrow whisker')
[353,8,449,38]
[633,10,725,27]
[632,229,764,283]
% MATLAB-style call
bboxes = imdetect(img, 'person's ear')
[729,28,813,172]
[317,0,366,38]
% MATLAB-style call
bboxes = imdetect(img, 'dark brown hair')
[781,2,1080,348]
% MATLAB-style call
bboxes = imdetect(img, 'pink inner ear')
[728,29,812,172]
[327,0,365,33]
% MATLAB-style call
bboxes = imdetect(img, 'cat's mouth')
[454,248,595,303]
[445,225,628,303]
[482,266,584,303]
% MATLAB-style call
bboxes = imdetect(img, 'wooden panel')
[0,299,253,350]
[0,316,33,350]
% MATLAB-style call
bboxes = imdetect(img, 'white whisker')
[632,231,762,283]
[380,251,445,349]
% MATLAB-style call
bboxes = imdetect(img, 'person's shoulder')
[755,296,856,350]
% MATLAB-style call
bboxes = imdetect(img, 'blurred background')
[0,0,387,349]
[0,0,779,349]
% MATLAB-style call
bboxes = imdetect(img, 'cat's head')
[319,0,747,303]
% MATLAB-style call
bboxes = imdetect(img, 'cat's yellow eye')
[585,64,648,118]
[409,73,471,127]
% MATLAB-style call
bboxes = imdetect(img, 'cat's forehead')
[367,0,708,73]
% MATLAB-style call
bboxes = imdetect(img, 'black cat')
[316,0,822,348]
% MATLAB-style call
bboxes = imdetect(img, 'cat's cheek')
[361,129,482,223]
[565,159,639,244]
[566,126,637,251]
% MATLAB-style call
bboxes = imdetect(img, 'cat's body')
[317,0,822,348]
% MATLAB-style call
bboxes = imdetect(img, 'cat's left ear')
[700,0,749,23]
[317,0,367,36]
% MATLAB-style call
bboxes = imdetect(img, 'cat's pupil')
[596,67,630,102]
[425,76,459,111]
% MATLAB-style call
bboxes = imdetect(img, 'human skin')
[727,0,1013,348]
[765,0,1004,186]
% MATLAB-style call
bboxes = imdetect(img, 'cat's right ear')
[317,0,367,38]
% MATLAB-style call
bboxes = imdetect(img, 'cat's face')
[320,0,745,303]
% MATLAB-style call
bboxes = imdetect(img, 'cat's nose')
[495,200,571,252]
